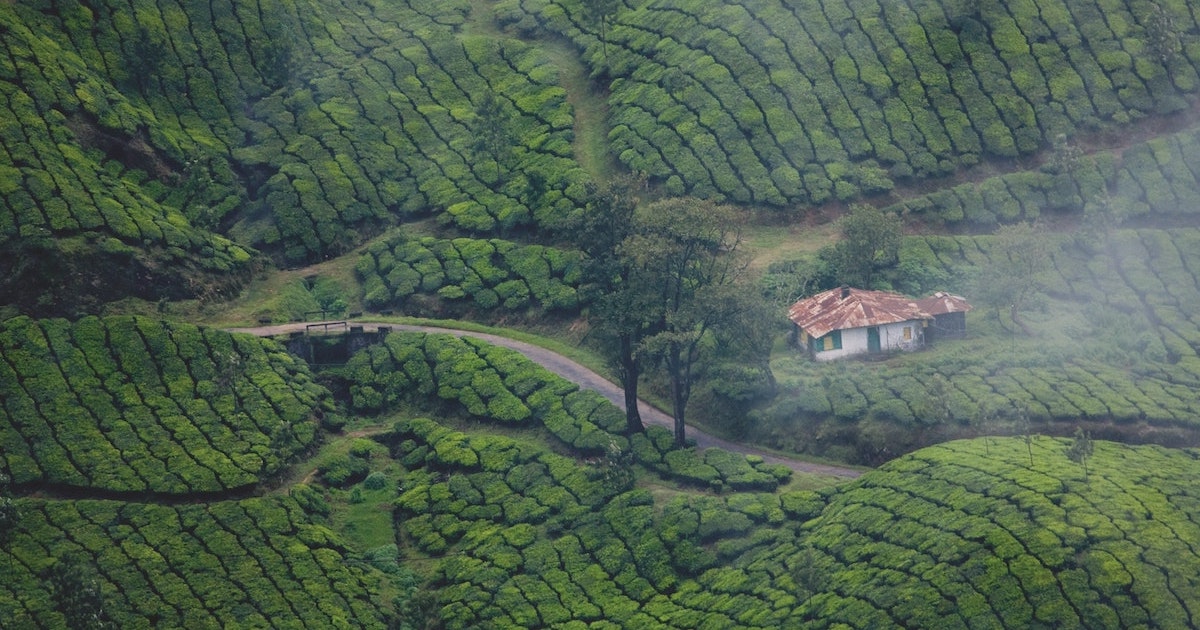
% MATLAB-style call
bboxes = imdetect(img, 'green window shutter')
[832,330,842,349]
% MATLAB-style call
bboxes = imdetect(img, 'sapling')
[1066,427,1095,482]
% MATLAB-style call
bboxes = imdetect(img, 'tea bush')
[0,316,326,493]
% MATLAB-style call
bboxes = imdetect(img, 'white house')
[788,287,971,361]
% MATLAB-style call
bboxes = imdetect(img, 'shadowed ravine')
[227,321,863,479]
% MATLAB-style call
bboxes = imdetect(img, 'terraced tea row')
[0,316,326,494]
[889,122,1200,228]
[391,416,816,628]
[503,0,1200,206]
[391,417,1200,628]
[0,0,260,258]
[791,438,1200,628]
[245,27,585,258]
[356,235,583,312]
[0,493,388,628]
[337,331,789,490]
[1,0,586,269]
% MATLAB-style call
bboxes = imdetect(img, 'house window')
[903,326,912,341]
[820,330,842,351]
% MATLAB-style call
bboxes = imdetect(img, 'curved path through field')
[227,321,863,479]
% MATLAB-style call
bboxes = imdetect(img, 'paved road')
[227,321,863,479]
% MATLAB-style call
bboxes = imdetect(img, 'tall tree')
[46,556,112,629]
[1066,427,1095,482]
[828,204,902,288]
[632,198,748,446]
[972,221,1054,335]
[0,474,17,571]
[568,176,649,434]
[471,91,517,185]
[126,26,166,92]
[1144,2,1181,65]
[581,0,621,63]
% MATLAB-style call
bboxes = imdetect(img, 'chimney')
[840,285,851,299]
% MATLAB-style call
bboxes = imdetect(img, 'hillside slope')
[795,437,1200,628]
[0,316,327,494]
[386,420,1200,628]
[7,0,1200,316]
[3,315,1198,628]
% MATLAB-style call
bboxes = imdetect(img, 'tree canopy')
[631,198,750,446]
[828,204,903,288]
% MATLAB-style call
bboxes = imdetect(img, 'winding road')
[226,321,863,479]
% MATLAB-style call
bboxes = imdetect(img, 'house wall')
[928,312,966,342]
[812,320,925,361]
[878,320,924,352]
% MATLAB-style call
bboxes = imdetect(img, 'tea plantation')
[0,494,388,628]
[356,235,583,313]
[3,317,1200,627]
[7,0,1200,626]
[0,316,326,494]
[792,438,1200,628]
[388,419,1200,628]
[503,0,1200,205]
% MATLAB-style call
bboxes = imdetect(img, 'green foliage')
[791,438,1200,629]
[888,123,1200,233]
[0,316,325,493]
[765,227,1200,464]
[0,0,586,281]
[45,555,112,629]
[827,204,902,288]
[503,0,1200,207]
[338,331,783,489]
[318,454,370,487]
[362,471,389,491]
[390,415,802,628]
[356,234,581,313]
[0,496,388,628]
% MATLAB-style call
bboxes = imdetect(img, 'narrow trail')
[544,36,619,184]
[227,321,864,479]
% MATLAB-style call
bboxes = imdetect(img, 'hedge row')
[356,234,582,312]
[0,3,253,274]
[0,493,388,628]
[500,0,1200,206]
[244,25,587,259]
[339,331,787,490]
[792,438,1200,628]
[887,153,1115,226]
[889,123,1200,228]
[392,415,816,628]
[2,0,588,269]
[0,316,327,493]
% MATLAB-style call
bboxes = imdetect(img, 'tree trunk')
[620,335,643,433]
[671,387,686,447]
[1009,301,1034,337]
[669,349,687,447]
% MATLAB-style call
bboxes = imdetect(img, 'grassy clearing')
[741,216,842,271]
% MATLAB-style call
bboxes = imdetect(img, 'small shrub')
[362,471,389,490]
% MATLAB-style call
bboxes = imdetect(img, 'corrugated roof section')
[788,287,943,339]
[915,291,973,316]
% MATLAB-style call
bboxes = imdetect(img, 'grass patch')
[742,219,841,272]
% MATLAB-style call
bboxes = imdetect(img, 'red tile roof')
[788,287,937,339]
